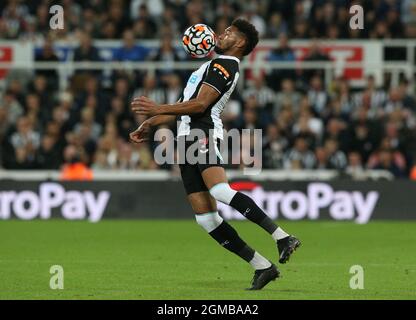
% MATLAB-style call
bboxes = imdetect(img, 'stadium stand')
[0,0,415,179]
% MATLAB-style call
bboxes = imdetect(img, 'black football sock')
[208,220,255,263]
[229,192,278,235]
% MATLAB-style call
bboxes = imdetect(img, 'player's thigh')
[187,191,217,213]
[200,166,228,190]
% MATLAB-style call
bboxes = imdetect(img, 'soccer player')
[130,19,300,290]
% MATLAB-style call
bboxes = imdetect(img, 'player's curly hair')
[231,18,259,56]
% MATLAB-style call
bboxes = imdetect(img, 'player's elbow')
[194,100,209,114]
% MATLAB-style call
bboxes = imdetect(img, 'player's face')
[214,26,244,54]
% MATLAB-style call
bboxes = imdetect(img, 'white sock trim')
[209,183,237,205]
[272,227,290,241]
[195,212,223,233]
[249,252,272,270]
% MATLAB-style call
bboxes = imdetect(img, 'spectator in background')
[292,106,323,146]
[215,16,231,36]
[115,29,149,83]
[113,77,132,105]
[324,138,347,170]
[266,33,296,90]
[78,6,100,37]
[235,97,267,131]
[274,78,302,117]
[133,73,166,105]
[302,40,331,83]
[283,135,316,169]
[108,96,133,141]
[346,151,364,173]
[243,75,275,111]
[371,148,406,178]
[74,108,102,143]
[398,78,416,112]
[73,31,100,76]
[60,144,93,181]
[308,75,328,115]
[266,12,288,38]
[35,39,60,88]
[322,118,349,151]
[132,4,158,39]
[8,116,40,169]
[74,75,109,125]
[349,122,378,163]
[99,19,117,39]
[130,0,164,20]
[0,107,9,143]
[181,0,206,32]
[262,124,288,169]
[314,146,329,169]
[1,0,29,39]
[235,104,258,131]
[115,29,149,62]
[150,34,184,80]
[367,137,407,173]
[164,74,182,104]
[221,92,242,130]
[27,75,52,124]
[35,134,62,169]
[159,5,180,37]
[292,18,310,39]
[332,77,355,115]
[1,90,23,126]
[10,116,40,152]
[33,3,51,35]
[73,32,101,82]
[24,93,43,129]
[106,1,130,38]
[242,1,266,38]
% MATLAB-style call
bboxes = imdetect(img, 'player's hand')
[129,120,151,143]
[131,96,159,117]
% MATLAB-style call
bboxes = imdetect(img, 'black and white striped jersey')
[177,54,240,140]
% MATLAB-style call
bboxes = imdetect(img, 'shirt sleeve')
[203,59,237,94]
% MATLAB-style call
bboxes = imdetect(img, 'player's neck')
[220,49,242,61]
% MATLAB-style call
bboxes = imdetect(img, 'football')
[182,24,216,58]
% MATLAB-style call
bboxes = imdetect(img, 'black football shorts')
[178,135,224,195]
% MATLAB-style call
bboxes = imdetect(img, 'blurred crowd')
[1,0,416,40]
[1,0,416,179]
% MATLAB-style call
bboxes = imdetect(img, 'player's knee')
[209,182,237,205]
[195,212,223,233]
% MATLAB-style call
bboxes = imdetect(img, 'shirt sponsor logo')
[189,74,198,84]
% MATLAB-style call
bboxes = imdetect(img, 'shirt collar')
[217,54,240,63]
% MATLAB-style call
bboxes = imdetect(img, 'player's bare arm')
[129,115,176,143]
[131,84,220,117]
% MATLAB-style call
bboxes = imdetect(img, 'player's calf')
[209,183,291,240]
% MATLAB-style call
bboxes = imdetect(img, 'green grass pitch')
[0,220,415,300]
